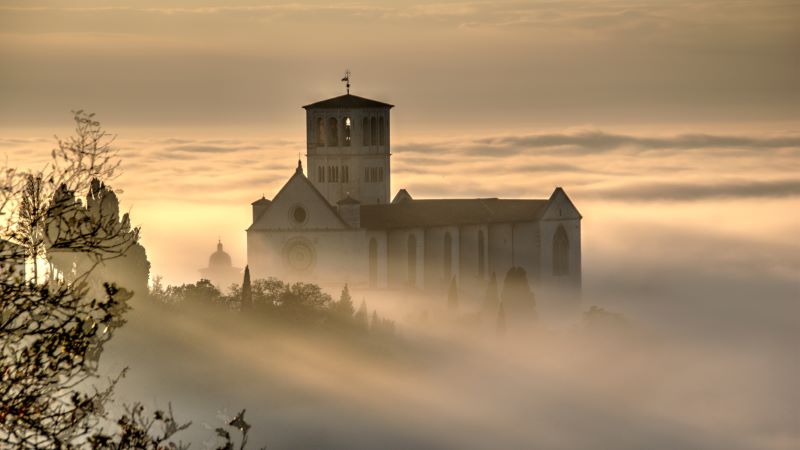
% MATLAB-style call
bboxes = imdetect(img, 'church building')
[247,87,582,302]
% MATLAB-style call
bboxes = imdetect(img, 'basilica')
[246,89,582,301]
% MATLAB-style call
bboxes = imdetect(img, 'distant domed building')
[200,240,242,291]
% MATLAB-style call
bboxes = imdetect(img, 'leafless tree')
[1,111,263,448]
[0,112,172,448]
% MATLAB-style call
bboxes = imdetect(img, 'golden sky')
[1,0,798,291]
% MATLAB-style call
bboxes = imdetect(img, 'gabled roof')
[302,94,394,110]
[392,189,413,204]
[360,198,549,229]
[247,166,349,231]
[541,187,583,220]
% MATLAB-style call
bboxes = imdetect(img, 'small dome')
[209,241,232,268]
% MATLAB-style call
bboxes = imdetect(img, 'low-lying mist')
[4,125,798,448]
[101,269,799,450]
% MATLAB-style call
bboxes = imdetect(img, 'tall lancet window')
[369,238,378,287]
[327,118,338,146]
[553,225,569,276]
[407,234,417,286]
[362,117,369,145]
[316,117,325,146]
[379,117,385,145]
[370,117,377,145]
[343,117,352,146]
[444,232,452,281]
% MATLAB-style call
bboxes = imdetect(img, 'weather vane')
[341,69,351,94]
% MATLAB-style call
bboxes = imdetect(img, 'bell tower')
[303,75,393,206]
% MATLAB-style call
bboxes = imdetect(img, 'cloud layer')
[2,126,799,286]
[1,0,798,129]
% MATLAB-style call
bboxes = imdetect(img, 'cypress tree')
[337,283,355,316]
[355,298,369,331]
[241,265,253,313]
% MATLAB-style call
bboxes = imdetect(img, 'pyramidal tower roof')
[302,94,393,110]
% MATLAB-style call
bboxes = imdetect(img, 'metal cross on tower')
[341,70,351,94]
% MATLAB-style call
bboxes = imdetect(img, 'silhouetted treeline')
[150,277,396,337]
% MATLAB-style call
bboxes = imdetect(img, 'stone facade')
[247,93,582,306]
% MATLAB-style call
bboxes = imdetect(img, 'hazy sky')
[1,0,798,287]
[1,0,798,132]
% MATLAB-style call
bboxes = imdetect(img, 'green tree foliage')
[152,278,395,337]
[355,299,369,332]
[370,309,396,337]
[275,282,332,324]
[165,279,223,306]
[330,283,355,326]
[240,265,253,313]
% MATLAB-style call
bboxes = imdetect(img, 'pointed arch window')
[369,238,378,287]
[553,226,569,276]
[407,234,417,286]
[370,117,377,145]
[327,118,338,146]
[362,117,369,145]
[317,166,324,182]
[315,117,325,146]
[379,117,385,145]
